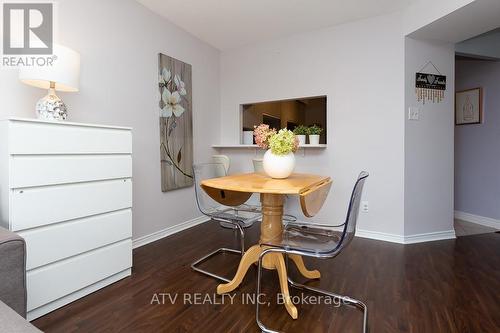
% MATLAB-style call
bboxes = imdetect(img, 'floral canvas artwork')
[158,53,193,191]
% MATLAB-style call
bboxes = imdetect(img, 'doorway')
[404,1,500,239]
[453,29,500,236]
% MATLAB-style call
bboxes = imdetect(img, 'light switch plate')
[408,107,420,120]
[361,201,369,213]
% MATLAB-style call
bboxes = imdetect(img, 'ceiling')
[456,28,500,60]
[137,0,418,50]
[408,0,500,43]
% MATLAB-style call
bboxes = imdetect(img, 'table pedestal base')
[216,244,320,319]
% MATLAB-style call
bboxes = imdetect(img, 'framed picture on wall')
[455,87,482,125]
[158,53,194,192]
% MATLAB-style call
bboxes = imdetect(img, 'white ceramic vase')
[309,134,320,145]
[263,149,295,179]
[296,135,306,146]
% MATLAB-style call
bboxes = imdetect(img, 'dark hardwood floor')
[33,221,500,332]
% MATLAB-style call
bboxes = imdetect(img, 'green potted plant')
[307,125,323,145]
[292,125,308,146]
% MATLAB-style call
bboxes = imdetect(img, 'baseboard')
[355,229,405,244]
[455,211,500,229]
[356,229,456,244]
[132,216,458,249]
[403,230,456,244]
[132,216,210,249]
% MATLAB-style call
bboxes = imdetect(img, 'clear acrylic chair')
[191,163,262,282]
[256,172,369,333]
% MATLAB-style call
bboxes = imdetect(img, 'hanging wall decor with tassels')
[415,61,446,104]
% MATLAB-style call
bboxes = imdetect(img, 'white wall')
[0,0,220,239]
[404,38,456,236]
[0,0,482,243]
[218,0,477,240]
[219,12,406,236]
[402,0,500,238]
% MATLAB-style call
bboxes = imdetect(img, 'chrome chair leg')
[282,214,297,223]
[286,276,368,333]
[191,220,245,283]
[256,248,284,333]
[256,249,368,333]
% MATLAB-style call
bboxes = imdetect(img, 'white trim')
[212,144,327,149]
[355,229,405,244]
[132,217,459,249]
[355,229,456,244]
[403,230,456,244]
[454,210,500,229]
[132,216,210,249]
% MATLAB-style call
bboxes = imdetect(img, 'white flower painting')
[161,89,185,117]
[158,53,193,191]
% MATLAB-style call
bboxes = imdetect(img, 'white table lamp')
[19,44,80,121]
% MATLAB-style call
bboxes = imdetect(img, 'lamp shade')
[19,44,80,92]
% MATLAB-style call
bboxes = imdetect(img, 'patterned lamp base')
[36,88,67,121]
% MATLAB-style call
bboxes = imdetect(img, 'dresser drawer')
[9,120,132,154]
[27,239,132,311]
[10,155,132,188]
[10,179,132,231]
[19,209,132,270]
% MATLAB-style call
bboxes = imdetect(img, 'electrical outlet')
[361,201,369,213]
[408,107,419,120]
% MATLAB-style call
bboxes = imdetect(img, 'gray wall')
[455,60,500,219]
[404,38,456,236]
[0,0,480,243]
[0,0,220,240]
[219,12,406,237]
[455,29,500,59]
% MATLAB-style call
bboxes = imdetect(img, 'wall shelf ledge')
[212,144,327,149]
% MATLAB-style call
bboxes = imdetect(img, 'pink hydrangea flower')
[253,124,276,149]
[292,135,299,153]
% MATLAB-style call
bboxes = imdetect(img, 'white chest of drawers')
[0,118,133,320]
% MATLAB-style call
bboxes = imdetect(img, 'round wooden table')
[201,172,332,319]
